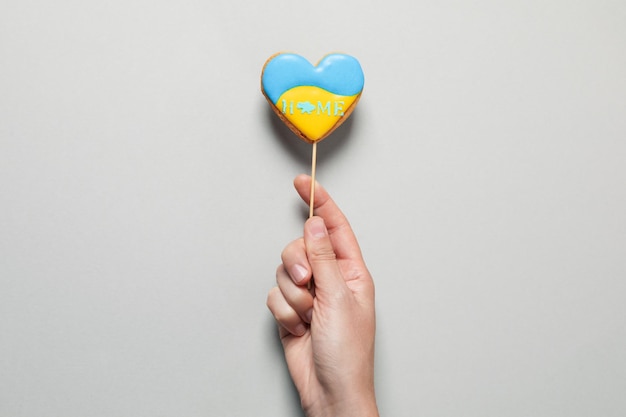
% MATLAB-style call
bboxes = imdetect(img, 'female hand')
[266,175,379,417]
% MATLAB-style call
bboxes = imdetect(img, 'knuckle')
[308,245,337,262]
[281,238,304,264]
[290,289,310,309]
[273,307,293,324]
[266,287,279,308]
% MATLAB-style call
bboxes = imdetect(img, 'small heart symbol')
[261,53,364,143]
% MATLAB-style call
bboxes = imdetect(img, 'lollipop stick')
[308,141,318,290]
[309,141,317,218]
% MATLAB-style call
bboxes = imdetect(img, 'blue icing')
[262,53,364,104]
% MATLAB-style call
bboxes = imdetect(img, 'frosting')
[261,53,364,143]
[276,86,360,141]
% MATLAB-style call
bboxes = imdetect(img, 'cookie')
[261,53,364,143]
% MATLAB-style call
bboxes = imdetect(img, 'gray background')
[1,0,625,416]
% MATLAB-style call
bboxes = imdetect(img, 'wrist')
[330,402,379,417]
[306,390,379,417]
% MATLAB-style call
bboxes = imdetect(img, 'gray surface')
[1,1,625,416]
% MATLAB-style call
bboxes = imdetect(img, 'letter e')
[334,101,345,116]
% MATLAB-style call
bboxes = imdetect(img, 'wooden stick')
[309,141,317,218]
[308,141,318,290]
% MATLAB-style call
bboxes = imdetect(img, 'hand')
[266,175,379,417]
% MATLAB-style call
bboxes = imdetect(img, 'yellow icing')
[275,86,359,142]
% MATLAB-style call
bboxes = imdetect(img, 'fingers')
[268,176,371,335]
[293,175,363,262]
[266,239,315,337]
[267,286,307,337]
[304,216,348,296]
[280,237,312,287]
[297,176,375,301]
[277,264,314,317]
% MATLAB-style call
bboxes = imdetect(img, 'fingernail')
[309,217,327,239]
[304,308,313,323]
[291,264,308,284]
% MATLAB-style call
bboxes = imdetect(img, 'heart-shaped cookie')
[261,53,364,143]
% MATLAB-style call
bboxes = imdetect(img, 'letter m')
[317,101,331,116]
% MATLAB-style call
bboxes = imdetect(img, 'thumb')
[304,216,347,296]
